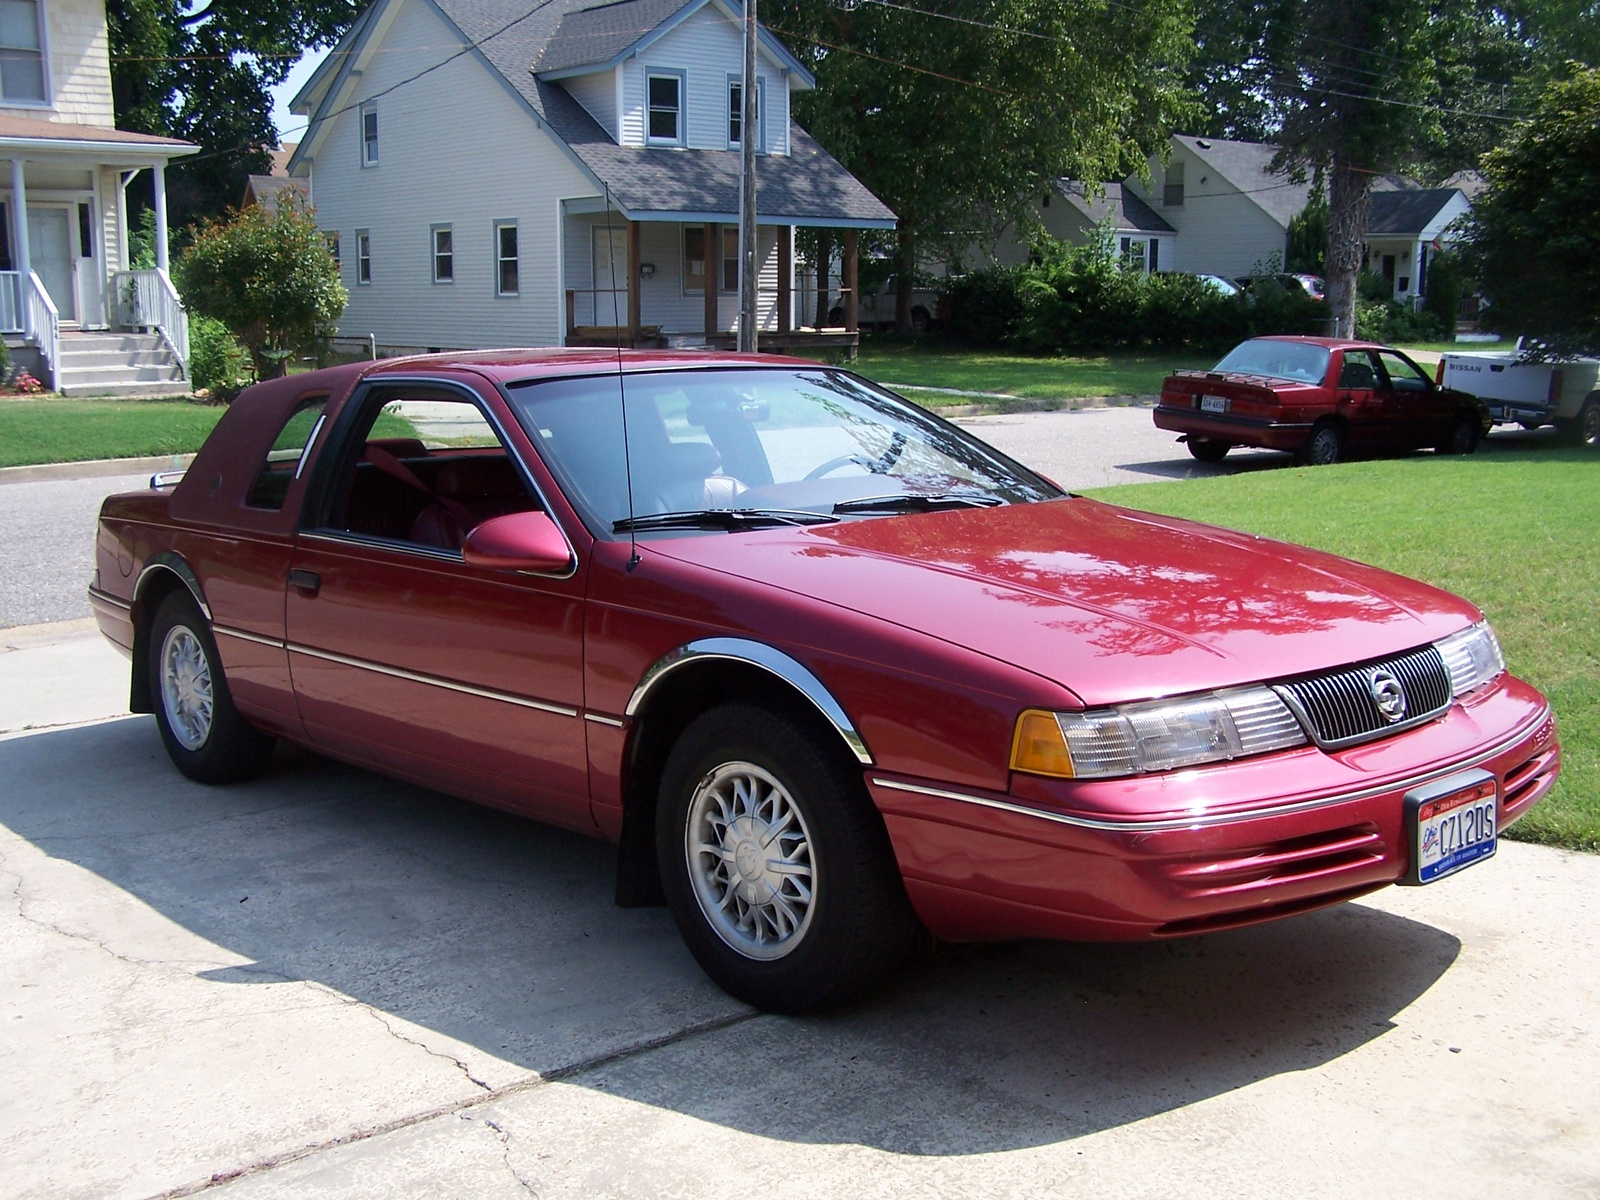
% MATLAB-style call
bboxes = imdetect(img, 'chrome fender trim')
[626,637,873,765]
[135,553,211,621]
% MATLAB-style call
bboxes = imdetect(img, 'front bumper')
[871,676,1558,941]
[1153,405,1311,451]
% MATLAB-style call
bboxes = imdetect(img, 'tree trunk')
[1324,155,1372,339]
[894,227,916,334]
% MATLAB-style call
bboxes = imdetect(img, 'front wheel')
[1577,399,1600,449]
[1186,436,1230,463]
[148,592,275,784]
[656,701,921,1012]
[1297,421,1344,466]
[1436,412,1481,455]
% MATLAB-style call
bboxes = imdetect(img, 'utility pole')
[737,0,758,352]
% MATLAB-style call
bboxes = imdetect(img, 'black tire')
[909,307,931,334]
[656,700,921,1013]
[147,591,275,784]
[1297,420,1344,466]
[1578,399,1600,449]
[827,305,844,326]
[1186,437,1230,463]
[1436,412,1481,455]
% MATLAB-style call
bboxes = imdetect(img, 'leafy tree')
[1457,67,1600,354]
[1286,193,1328,275]
[766,0,1195,330]
[174,196,347,379]
[109,0,363,226]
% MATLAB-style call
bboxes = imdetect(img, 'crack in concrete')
[359,1003,496,1094]
[141,1006,760,1200]
[480,1115,540,1197]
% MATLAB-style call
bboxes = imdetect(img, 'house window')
[360,104,379,166]
[432,225,453,283]
[356,229,371,284]
[721,227,739,292]
[495,221,518,295]
[647,72,683,144]
[1163,161,1184,207]
[1119,237,1148,272]
[325,232,341,268]
[683,226,707,293]
[727,77,765,150]
[0,0,46,104]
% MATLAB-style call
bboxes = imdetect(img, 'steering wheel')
[802,432,908,481]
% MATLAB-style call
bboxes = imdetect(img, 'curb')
[0,452,196,486]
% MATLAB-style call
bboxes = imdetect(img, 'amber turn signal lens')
[1010,709,1075,778]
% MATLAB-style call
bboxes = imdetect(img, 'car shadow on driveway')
[1,716,1461,1155]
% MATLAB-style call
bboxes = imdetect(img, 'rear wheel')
[1578,399,1600,449]
[1436,412,1481,455]
[1298,421,1343,466]
[148,592,274,784]
[656,701,920,1013]
[1186,436,1230,463]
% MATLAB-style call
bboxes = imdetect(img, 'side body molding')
[136,552,212,621]
[626,638,874,765]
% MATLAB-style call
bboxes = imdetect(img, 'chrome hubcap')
[685,761,815,960]
[160,625,214,751]
[1583,407,1600,447]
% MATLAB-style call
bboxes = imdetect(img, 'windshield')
[1211,340,1331,385]
[503,367,1060,537]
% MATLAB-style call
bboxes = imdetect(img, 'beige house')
[0,0,197,392]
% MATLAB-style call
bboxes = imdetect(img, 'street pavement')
[1,417,1596,1198]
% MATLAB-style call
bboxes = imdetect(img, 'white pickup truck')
[1438,346,1600,446]
[828,276,940,333]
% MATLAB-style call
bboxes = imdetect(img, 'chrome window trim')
[872,705,1551,833]
[135,554,211,621]
[287,643,579,718]
[627,637,872,765]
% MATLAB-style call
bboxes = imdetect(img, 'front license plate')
[1200,395,1229,413]
[1404,769,1497,885]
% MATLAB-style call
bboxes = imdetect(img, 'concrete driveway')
[2,419,1596,1198]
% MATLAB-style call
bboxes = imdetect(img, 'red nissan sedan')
[89,350,1558,1012]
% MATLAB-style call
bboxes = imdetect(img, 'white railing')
[25,271,59,390]
[112,268,189,378]
[0,270,22,334]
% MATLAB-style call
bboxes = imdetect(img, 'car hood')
[643,497,1481,706]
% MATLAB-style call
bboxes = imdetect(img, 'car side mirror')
[461,511,573,574]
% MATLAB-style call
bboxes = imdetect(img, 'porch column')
[703,222,718,341]
[627,219,640,344]
[777,225,792,334]
[153,163,170,272]
[842,229,859,333]
[10,158,30,336]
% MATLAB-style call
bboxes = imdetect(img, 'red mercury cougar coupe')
[89,350,1559,1012]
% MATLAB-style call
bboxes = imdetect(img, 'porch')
[560,209,870,356]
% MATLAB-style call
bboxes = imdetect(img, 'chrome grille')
[1274,646,1452,749]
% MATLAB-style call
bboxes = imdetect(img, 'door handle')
[288,568,321,595]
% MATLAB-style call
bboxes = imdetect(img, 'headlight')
[1011,686,1307,780]
[1434,621,1505,697]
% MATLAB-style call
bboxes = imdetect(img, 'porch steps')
[54,331,190,398]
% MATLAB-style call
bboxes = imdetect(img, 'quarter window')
[647,72,682,144]
[356,229,371,284]
[246,397,328,511]
[360,104,379,166]
[432,225,453,283]
[495,222,518,295]
[0,0,46,103]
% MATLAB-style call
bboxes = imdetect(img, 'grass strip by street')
[849,344,1215,403]
[0,398,222,468]
[1083,447,1599,852]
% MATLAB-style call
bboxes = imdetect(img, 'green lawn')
[1083,445,1600,852]
[0,398,223,468]
[848,344,1214,405]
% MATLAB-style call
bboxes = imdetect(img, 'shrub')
[1355,298,1448,343]
[187,314,251,393]
[1423,250,1463,333]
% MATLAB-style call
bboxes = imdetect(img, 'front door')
[285,378,593,831]
[26,206,76,322]
[592,225,628,326]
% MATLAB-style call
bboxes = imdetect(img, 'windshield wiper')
[831,493,1005,515]
[613,508,840,533]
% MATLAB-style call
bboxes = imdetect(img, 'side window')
[646,72,683,144]
[360,104,378,166]
[0,0,47,104]
[322,391,540,553]
[1338,351,1378,391]
[246,397,328,511]
[1377,349,1430,393]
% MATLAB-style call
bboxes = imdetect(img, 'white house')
[984,181,1177,274]
[1362,188,1472,304]
[289,0,896,353]
[0,0,197,391]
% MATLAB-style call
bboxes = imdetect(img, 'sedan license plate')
[1404,769,1497,885]
[1200,395,1229,413]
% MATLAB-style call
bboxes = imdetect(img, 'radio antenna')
[603,182,640,570]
